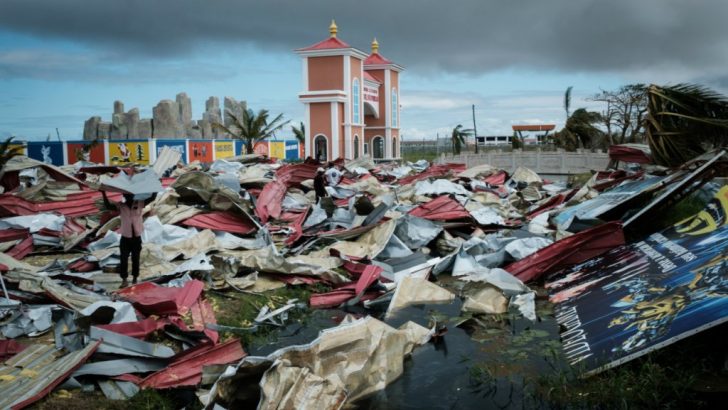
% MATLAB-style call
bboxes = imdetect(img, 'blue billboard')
[27,141,64,166]
[155,139,188,164]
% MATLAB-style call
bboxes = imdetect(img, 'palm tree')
[213,108,289,154]
[564,86,573,121]
[0,137,22,172]
[451,124,473,155]
[645,84,728,167]
[555,108,604,151]
[291,121,305,147]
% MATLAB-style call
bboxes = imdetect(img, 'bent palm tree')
[0,137,22,172]
[451,124,473,155]
[291,121,305,145]
[213,108,289,154]
[645,84,728,167]
[564,86,573,121]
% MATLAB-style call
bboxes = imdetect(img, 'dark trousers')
[119,236,142,280]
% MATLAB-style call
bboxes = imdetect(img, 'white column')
[304,104,311,158]
[344,56,352,159]
[302,57,308,91]
[384,70,392,158]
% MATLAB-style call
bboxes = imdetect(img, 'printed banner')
[66,141,106,164]
[187,140,213,163]
[253,141,269,156]
[156,140,187,164]
[548,186,728,374]
[214,140,235,160]
[269,141,285,159]
[27,141,64,166]
[108,140,150,165]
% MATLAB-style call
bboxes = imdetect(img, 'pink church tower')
[296,21,403,161]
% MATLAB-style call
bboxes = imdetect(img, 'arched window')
[314,134,328,162]
[353,135,360,159]
[352,78,361,124]
[391,88,398,128]
[392,137,397,158]
[372,136,384,159]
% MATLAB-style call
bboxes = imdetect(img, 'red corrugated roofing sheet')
[408,195,471,221]
[116,280,204,316]
[96,318,166,339]
[139,339,246,389]
[182,211,256,235]
[255,181,286,223]
[0,228,29,243]
[505,221,625,283]
[0,191,121,218]
[7,235,33,259]
[608,145,652,164]
[0,340,26,361]
[397,163,467,186]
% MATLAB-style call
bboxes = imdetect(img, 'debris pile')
[0,147,727,408]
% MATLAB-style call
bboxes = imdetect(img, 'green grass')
[207,283,331,349]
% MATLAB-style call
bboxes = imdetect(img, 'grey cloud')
[1,0,728,78]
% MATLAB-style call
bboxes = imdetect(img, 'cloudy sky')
[2,0,728,141]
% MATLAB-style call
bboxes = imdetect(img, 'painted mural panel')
[214,141,234,160]
[188,140,213,163]
[234,140,245,156]
[253,141,269,156]
[66,141,105,164]
[285,141,300,160]
[27,141,64,165]
[156,140,187,163]
[108,140,150,165]
[269,141,285,159]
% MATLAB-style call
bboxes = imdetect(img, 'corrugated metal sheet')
[0,341,100,409]
[397,163,467,186]
[116,279,204,316]
[255,181,286,223]
[182,211,256,235]
[408,195,471,221]
[6,235,33,259]
[505,221,625,283]
[0,340,26,361]
[140,338,246,389]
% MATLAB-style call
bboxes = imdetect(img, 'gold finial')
[329,20,338,38]
[371,38,379,53]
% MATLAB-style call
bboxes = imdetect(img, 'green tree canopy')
[213,108,289,154]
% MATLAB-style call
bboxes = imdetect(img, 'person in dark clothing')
[313,167,328,201]
[102,190,156,287]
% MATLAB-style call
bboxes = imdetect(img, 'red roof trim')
[299,37,351,51]
[364,52,393,65]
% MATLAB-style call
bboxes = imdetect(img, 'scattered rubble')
[0,148,726,408]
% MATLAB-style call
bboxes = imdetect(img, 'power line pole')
[472,104,479,154]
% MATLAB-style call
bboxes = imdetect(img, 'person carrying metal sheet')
[102,191,156,287]
[100,167,161,288]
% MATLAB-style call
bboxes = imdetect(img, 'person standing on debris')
[102,190,156,287]
[325,162,342,187]
[314,167,328,200]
